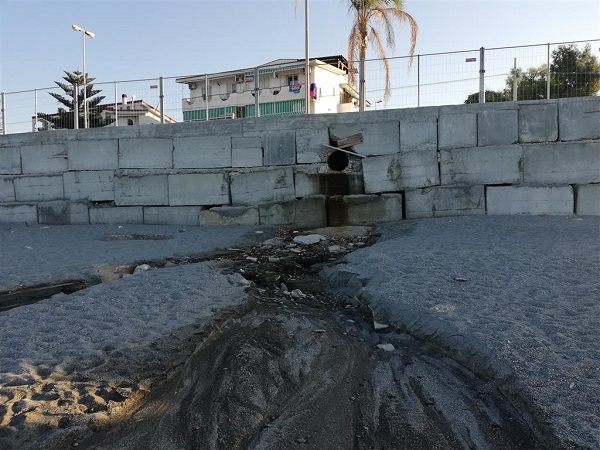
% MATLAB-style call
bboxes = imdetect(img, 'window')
[287,75,299,85]
[127,119,134,126]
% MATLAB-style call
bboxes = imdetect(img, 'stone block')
[114,174,169,206]
[63,171,114,201]
[21,143,68,174]
[14,175,64,202]
[330,120,399,156]
[440,145,523,185]
[477,109,518,146]
[259,196,327,228]
[143,206,202,225]
[576,184,600,216]
[89,206,144,224]
[328,194,403,226]
[38,201,89,224]
[0,147,21,174]
[559,98,600,141]
[0,203,38,224]
[523,141,600,184]
[294,172,364,198]
[168,173,230,206]
[119,138,173,169]
[486,185,574,215]
[262,131,296,165]
[0,177,15,202]
[232,136,263,168]
[173,136,232,169]
[200,206,259,226]
[400,116,437,152]
[362,151,439,194]
[230,167,295,206]
[405,186,484,218]
[296,127,330,163]
[67,140,119,170]
[438,113,477,150]
[519,103,558,143]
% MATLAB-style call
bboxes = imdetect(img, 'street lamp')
[72,24,95,129]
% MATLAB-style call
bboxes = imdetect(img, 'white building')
[101,95,176,126]
[176,55,360,121]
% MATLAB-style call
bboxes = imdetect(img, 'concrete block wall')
[0,97,598,227]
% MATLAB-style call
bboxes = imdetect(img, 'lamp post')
[72,24,95,129]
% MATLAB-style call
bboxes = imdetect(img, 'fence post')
[114,82,118,126]
[417,54,420,107]
[33,89,38,132]
[512,58,518,101]
[159,76,165,124]
[546,43,551,99]
[359,58,366,111]
[254,67,260,117]
[205,74,209,121]
[1,92,5,135]
[479,47,485,103]
[73,84,79,130]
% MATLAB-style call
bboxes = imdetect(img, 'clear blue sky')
[1,0,598,93]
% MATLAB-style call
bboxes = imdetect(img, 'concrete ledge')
[576,184,600,216]
[523,141,600,184]
[63,171,114,201]
[89,206,144,224]
[296,127,329,164]
[232,136,263,167]
[262,131,296,165]
[259,196,327,228]
[405,186,485,218]
[144,206,203,225]
[478,109,518,146]
[0,147,21,175]
[519,103,558,143]
[14,175,64,202]
[438,113,477,150]
[441,145,523,185]
[67,140,118,170]
[38,201,89,225]
[21,144,68,174]
[173,136,232,169]
[119,138,173,169]
[168,173,230,206]
[114,174,169,206]
[559,98,600,141]
[294,172,364,198]
[0,177,15,202]
[330,120,400,156]
[0,203,37,223]
[362,152,439,193]
[199,206,259,226]
[486,185,574,215]
[399,116,437,152]
[230,167,295,206]
[328,194,403,226]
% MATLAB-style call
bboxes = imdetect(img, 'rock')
[227,273,252,287]
[133,264,151,275]
[289,248,302,254]
[262,237,285,246]
[291,289,307,299]
[377,343,395,352]
[293,234,326,245]
[373,321,390,330]
[245,256,258,263]
[328,245,344,253]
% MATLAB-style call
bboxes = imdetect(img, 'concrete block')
[173,136,232,169]
[168,173,230,206]
[296,127,330,163]
[0,203,37,224]
[405,186,484,218]
[0,147,21,174]
[200,206,259,226]
[67,140,119,170]
[230,167,295,206]
[400,116,437,152]
[519,103,558,143]
[143,206,202,225]
[14,175,64,202]
[119,138,173,169]
[438,113,477,150]
[38,201,89,225]
[232,136,263,167]
[486,185,574,215]
[0,177,15,202]
[328,194,403,226]
[89,206,144,224]
[259,196,327,228]
[440,145,523,185]
[262,131,296,165]
[559,98,600,141]
[294,172,364,198]
[114,174,169,206]
[362,151,439,193]
[63,171,114,201]
[523,141,600,184]
[330,120,399,156]
[576,184,600,216]
[477,109,518,146]
[21,143,68,174]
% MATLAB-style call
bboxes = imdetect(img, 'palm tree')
[347,0,418,109]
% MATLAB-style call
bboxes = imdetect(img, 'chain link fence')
[1,39,598,135]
